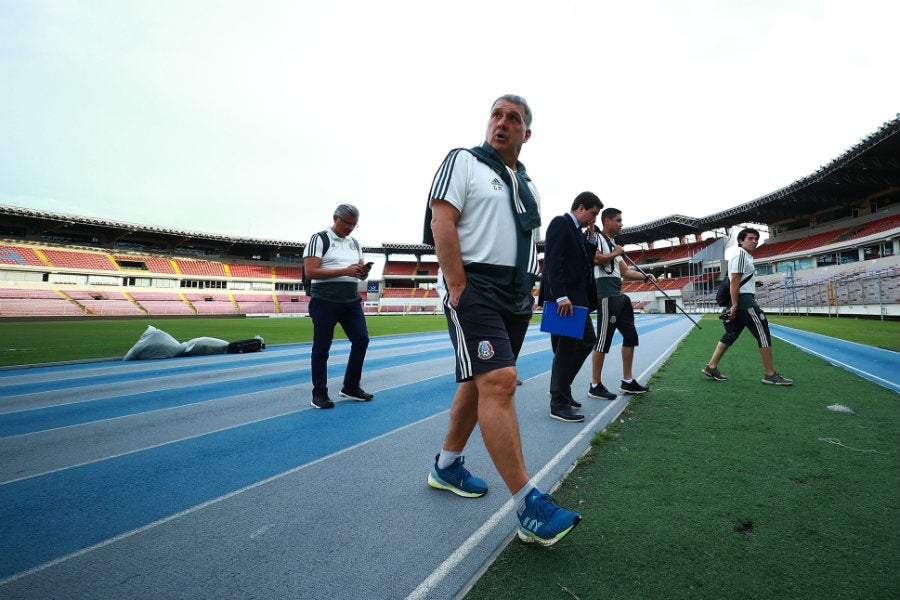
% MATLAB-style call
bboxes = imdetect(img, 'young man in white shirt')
[702,227,793,386]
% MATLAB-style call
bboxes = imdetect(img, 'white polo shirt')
[726,246,756,295]
[430,150,540,267]
[304,228,363,302]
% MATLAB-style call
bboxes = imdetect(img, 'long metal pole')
[618,250,703,329]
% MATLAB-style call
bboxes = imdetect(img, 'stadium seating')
[114,255,177,274]
[182,292,237,315]
[634,248,667,265]
[0,288,61,299]
[174,260,227,277]
[416,261,439,276]
[127,291,194,315]
[378,305,406,313]
[0,203,895,318]
[41,249,118,271]
[623,277,678,293]
[231,293,277,314]
[382,287,416,297]
[383,261,417,276]
[658,239,716,262]
[227,264,274,279]
[754,227,854,259]
[839,214,900,242]
[274,266,303,280]
[60,290,144,316]
[0,245,46,267]
[0,298,86,317]
[277,294,310,313]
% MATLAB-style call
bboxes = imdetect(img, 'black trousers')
[548,316,597,406]
[308,297,370,393]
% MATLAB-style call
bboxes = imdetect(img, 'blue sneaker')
[517,488,581,546]
[428,455,488,498]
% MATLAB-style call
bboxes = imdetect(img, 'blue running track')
[771,324,900,393]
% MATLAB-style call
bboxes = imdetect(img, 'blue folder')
[540,302,588,339]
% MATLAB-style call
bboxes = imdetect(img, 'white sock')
[437,450,462,470]
[591,381,598,387]
[622,378,633,384]
[513,480,538,515]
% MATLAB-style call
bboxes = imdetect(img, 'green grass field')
[0,315,449,367]
[466,315,900,600]
[1,313,896,368]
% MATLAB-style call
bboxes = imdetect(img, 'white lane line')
[772,334,900,391]
[0,368,457,485]
[406,400,627,600]
[0,409,450,587]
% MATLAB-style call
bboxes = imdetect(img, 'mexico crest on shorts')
[477,340,495,360]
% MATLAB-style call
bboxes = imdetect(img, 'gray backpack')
[302,231,330,293]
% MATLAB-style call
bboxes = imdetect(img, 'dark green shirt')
[310,281,361,304]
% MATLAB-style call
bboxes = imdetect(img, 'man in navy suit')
[540,191,603,422]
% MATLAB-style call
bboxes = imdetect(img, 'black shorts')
[594,294,638,353]
[443,284,531,382]
[720,305,772,349]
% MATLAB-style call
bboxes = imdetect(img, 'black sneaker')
[761,372,793,386]
[549,392,579,409]
[311,391,334,409]
[340,386,374,401]
[701,365,728,381]
[588,383,616,400]
[549,407,585,423]
[619,379,649,394]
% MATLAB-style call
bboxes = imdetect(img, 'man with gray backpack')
[702,227,793,386]
[303,204,374,408]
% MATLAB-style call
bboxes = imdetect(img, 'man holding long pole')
[588,207,656,399]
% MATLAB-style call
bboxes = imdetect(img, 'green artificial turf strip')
[2,312,895,368]
[0,315,449,367]
[467,316,900,600]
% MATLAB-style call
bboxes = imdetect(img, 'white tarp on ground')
[122,325,228,360]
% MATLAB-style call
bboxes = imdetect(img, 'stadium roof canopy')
[0,205,316,258]
[616,114,900,245]
[1,115,897,256]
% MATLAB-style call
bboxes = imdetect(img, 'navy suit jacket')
[540,214,598,312]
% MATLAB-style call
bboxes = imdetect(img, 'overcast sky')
[1,1,898,248]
